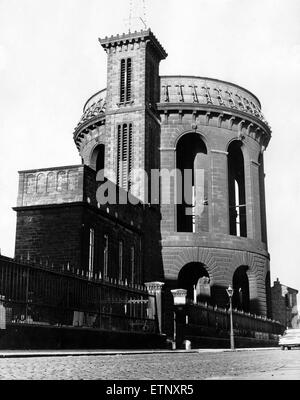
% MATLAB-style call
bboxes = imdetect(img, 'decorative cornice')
[157,103,270,131]
[73,115,106,144]
[99,29,168,60]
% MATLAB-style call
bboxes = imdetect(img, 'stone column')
[210,150,229,234]
[159,148,176,233]
[0,295,6,330]
[250,160,262,242]
[145,282,165,334]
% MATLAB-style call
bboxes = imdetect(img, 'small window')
[126,58,132,101]
[88,228,95,276]
[120,58,132,103]
[130,246,135,284]
[103,235,109,278]
[117,123,133,191]
[119,241,123,281]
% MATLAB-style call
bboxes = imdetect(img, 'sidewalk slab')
[0,347,280,359]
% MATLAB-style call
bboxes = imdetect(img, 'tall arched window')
[232,266,250,312]
[90,144,105,173]
[117,123,133,191]
[176,133,208,233]
[228,141,247,237]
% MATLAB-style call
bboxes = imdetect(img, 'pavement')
[0,347,279,358]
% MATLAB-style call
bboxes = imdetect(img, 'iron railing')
[177,300,284,340]
[0,256,158,334]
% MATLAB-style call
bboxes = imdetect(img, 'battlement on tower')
[99,29,168,60]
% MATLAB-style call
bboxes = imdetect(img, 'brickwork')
[271,279,299,328]
[14,164,162,284]
[14,203,149,283]
[156,77,271,330]
[17,165,85,207]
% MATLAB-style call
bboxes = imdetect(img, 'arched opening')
[232,266,250,312]
[90,144,105,173]
[178,262,211,303]
[228,141,247,237]
[176,133,208,233]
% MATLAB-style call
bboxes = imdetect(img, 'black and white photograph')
[0,0,299,385]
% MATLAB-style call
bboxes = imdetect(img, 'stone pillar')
[170,289,187,349]
[250,160,262,242]
[145,282,165,334]
[159,148,176,233]
[244,150,255,239]
[0,295,6,330]
[210,150,229,234]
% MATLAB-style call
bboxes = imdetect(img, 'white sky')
[0,0,299,300]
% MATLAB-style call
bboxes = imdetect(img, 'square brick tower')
[99,30,167,201]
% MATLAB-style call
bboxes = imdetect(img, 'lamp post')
[171,289,187,350]
[226,285,235,350]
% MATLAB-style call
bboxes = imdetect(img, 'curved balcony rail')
[74,89,107,137]
[159,76,269,127]
[74,76,270,139]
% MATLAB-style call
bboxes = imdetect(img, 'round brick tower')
[73,30,273,333]
[157,75,272,330]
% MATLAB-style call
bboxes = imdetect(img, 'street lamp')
[226,285,235,350]
[171,289,187,350]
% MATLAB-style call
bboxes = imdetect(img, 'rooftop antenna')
[128,0,148,33]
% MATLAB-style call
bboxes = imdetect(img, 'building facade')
[271,279,299,329]
[14,29,273,336]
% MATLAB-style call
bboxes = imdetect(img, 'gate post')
[0,295,6,330]
[145,282,165,334]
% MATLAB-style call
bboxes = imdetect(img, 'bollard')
[184,340,191,350]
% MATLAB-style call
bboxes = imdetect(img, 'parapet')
[99,29,168,60]
[16,165,85,208]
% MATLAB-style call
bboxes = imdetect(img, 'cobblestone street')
[0,349,299,380]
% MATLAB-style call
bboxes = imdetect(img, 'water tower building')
[71,29,272,333]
